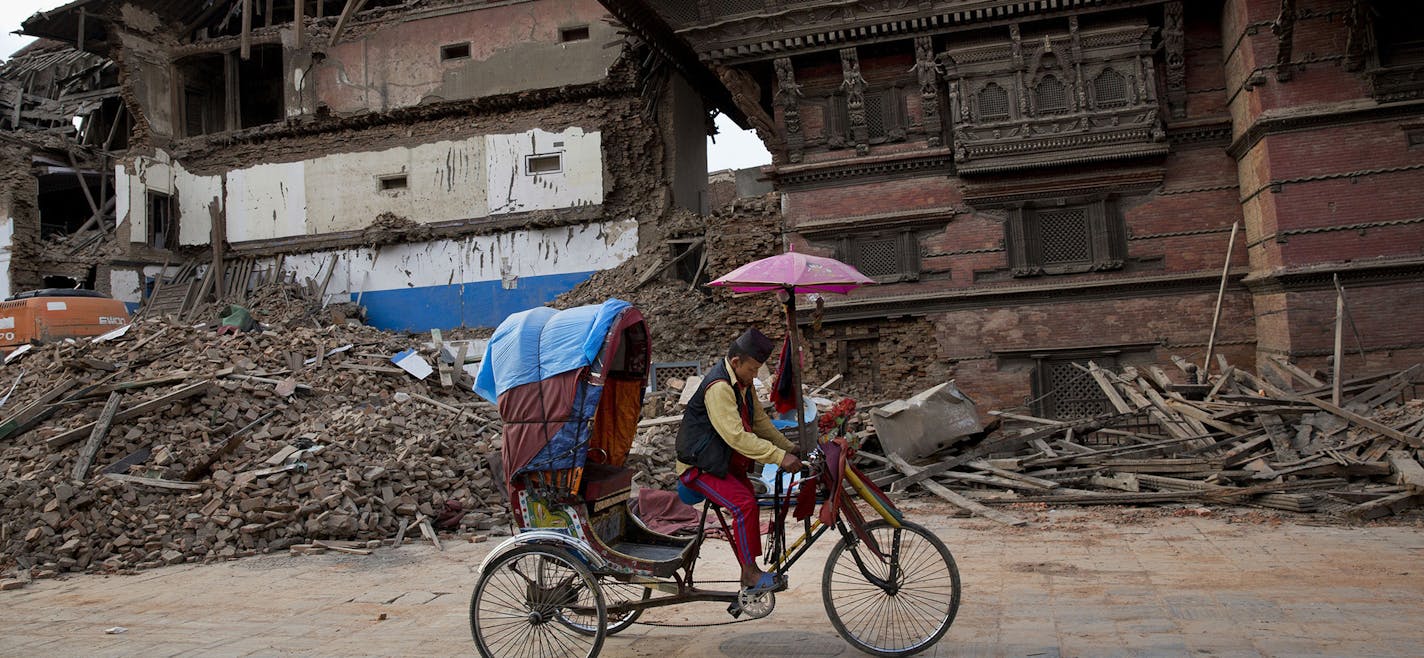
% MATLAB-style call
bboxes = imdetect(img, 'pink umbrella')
[707,248,874,457]
[708,250,874,295]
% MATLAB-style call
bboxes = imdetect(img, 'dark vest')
[675,359,754,478]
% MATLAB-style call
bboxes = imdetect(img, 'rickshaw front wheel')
[822,519,961,657]
[470,545,607,658]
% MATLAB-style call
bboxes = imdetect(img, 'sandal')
[742,571,786,595]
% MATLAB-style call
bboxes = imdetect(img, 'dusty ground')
[2,500,1422,657]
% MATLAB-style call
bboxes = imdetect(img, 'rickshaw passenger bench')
[580,463,695,577]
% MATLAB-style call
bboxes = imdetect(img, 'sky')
[0,0,771,171]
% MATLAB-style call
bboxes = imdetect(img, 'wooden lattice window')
[1006,199,1126,276]
[977,82,1010,121]
[1034,75,1068,115]
[1034,356,1115,420]
[838,231,919,282]
[1093,68,1128,108]
[828,88,907,146]
[1037,208,1092,267]
[708,0,764,16]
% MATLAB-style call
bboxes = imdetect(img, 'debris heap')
[857,358,1424,525]
[0,302,505,579]
[556,194,787,363]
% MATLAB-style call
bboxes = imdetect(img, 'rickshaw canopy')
[474,299,648,493]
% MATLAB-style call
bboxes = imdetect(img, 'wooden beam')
[184,411,275,481]
[329,0,370,47]
[240,0,253,60]
[293,0,305,49]
[1303,396,1424,449]
[1331,275,1345,405]
[0,379,79,441]
[64,148,100,219]
[887,454,1026,526]
[103,473,206,491]
[72,392,123,481]
[46,382,214,449]
[1203,221,1239,374]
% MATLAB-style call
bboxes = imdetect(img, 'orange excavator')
[0,289,130,353]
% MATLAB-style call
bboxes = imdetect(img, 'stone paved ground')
[2,501,1422,657]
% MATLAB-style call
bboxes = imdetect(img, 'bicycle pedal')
[726,602,743,619]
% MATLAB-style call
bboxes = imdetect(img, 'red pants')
[680,453,759,566]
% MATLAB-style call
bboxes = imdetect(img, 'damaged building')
[601,0,1424,414]
[6,0,729,331]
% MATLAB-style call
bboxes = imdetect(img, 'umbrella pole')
[785,289,807,455]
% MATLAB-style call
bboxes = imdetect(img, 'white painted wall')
[109,269,142,306]
[270,217,638,301]
[0,215,12,300]
[304,137,488,234]
[115,128,601,246]
[225,161,308,242]
[487,128,602,214]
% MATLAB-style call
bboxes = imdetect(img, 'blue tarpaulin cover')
[473,299,631,403]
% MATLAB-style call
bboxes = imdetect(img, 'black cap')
[733,327,775,362]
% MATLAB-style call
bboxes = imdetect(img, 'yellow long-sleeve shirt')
[676,359,796,475]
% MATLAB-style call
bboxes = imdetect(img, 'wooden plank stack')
[865,359,1424,524]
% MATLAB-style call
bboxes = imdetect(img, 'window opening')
[147,191,175,250]
[1037,208,1092,267]
[176,54,227,137]
[669,240,706,283]
[559,26,590,43]
[1034,75,1068,114]
[1034,355,1115,420]
[1093,68,1128,108]
[1376,3,1424,67]
[526,154,563,175]
[840,231,919,282]
[441,43,471,60]
[379,174,408,191]
[977,82,1010,121]
[237,44,284,129]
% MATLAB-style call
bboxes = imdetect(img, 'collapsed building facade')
[602,0,1424,414]
[7,0,728,331]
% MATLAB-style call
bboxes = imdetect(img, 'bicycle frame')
[593,453,902,618]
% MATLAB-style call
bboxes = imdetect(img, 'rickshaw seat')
[580,462,633,503]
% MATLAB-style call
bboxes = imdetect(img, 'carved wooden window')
[1092,68,1128,108]
[1033,354,1118,420]
[838,231,919,282]
[828,88,907,145]
[708,0,765,16]
[976,82,1010,121]
[1368,3,1424,101]
[1376,3,1424,68]
[1006,199,1126,276]
[1034,75,1068,115]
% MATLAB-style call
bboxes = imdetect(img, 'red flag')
[770,338,796,415]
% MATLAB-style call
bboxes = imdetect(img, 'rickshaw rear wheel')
[822,519,960,657]
[470,545,607,658]
[558,577,650,636]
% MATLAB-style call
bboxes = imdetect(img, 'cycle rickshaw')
[470,299,960,657]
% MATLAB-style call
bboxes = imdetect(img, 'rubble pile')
[0,312,506,578]
[557,194,787,363]
[858,359,1424,525]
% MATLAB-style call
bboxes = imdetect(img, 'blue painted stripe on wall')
[355,270,597,332]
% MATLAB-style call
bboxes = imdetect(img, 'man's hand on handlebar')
[779,451,803,473]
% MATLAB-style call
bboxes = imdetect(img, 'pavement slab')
[1,502,1422,657]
